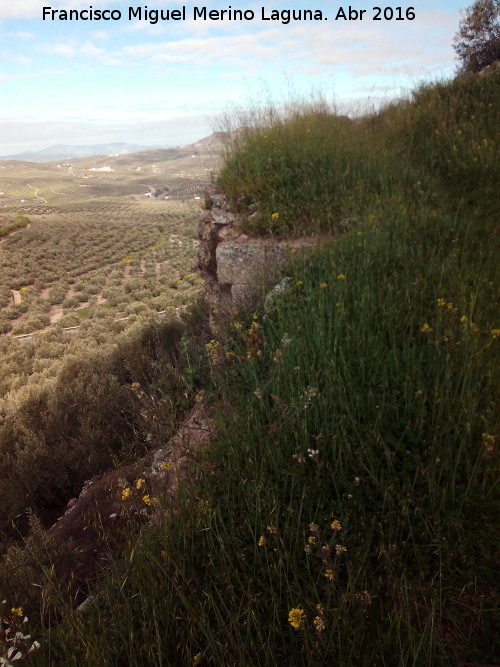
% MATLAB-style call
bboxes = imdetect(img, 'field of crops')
[0,145,213,401]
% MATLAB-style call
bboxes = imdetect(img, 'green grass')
[0,215,30,239]
[72,306,92,319]
[217,74,499,236]
[3,73,499,665]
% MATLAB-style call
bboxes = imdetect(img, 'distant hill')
[0,134,227,165]
[66,134,226,170]
[0,143,155,162]
[0,133,226,208]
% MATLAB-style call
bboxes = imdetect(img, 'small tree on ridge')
[453,0,500,72]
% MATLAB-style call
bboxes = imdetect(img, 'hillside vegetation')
[0,146,215,545]
[2,74,499,665]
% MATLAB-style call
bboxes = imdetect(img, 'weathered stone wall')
[197,191,315,329]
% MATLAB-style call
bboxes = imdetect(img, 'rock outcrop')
[197,191,315,330]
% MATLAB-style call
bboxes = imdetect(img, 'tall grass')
[218,74,499,236]
[7,74,499,665]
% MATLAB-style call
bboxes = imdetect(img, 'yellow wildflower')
[490,329,500,338]
[436,298,446,307]
[319,282,328,288]
[335,544,347,555]
[142,495,152,505]
[337,274,346,280]
[324,569,334,581]
[288,607,305,630]
[11,607,23,617]
[271,212,279,220]
[330,520,342,531]
[296,280,303,286]
[258,535,266,547]
[136,478,145,490]
[121,487,132,501]
[160,461,173,470]
[460,315,467,323]
[420,323,432,333]
[193,653,202,664]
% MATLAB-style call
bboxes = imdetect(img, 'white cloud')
[0,0,464,155]
[285,9,458,78]
[91,30,109,41]
[80,42,105,58]
[100,7,458,76]
[121,30,284,67]
[52,44,77,57]
[3,53,33,64]
[6,30,34,38]
[2,2,459,80]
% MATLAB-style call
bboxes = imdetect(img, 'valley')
[0,134,221,404]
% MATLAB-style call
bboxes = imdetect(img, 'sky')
[0,0,467,155]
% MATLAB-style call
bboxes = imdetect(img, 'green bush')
[12,314,49,335]
[0,308,208,544]
[48,282,68,305]
[62,296,80,309]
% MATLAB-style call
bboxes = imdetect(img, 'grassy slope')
[4,74,499,665]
